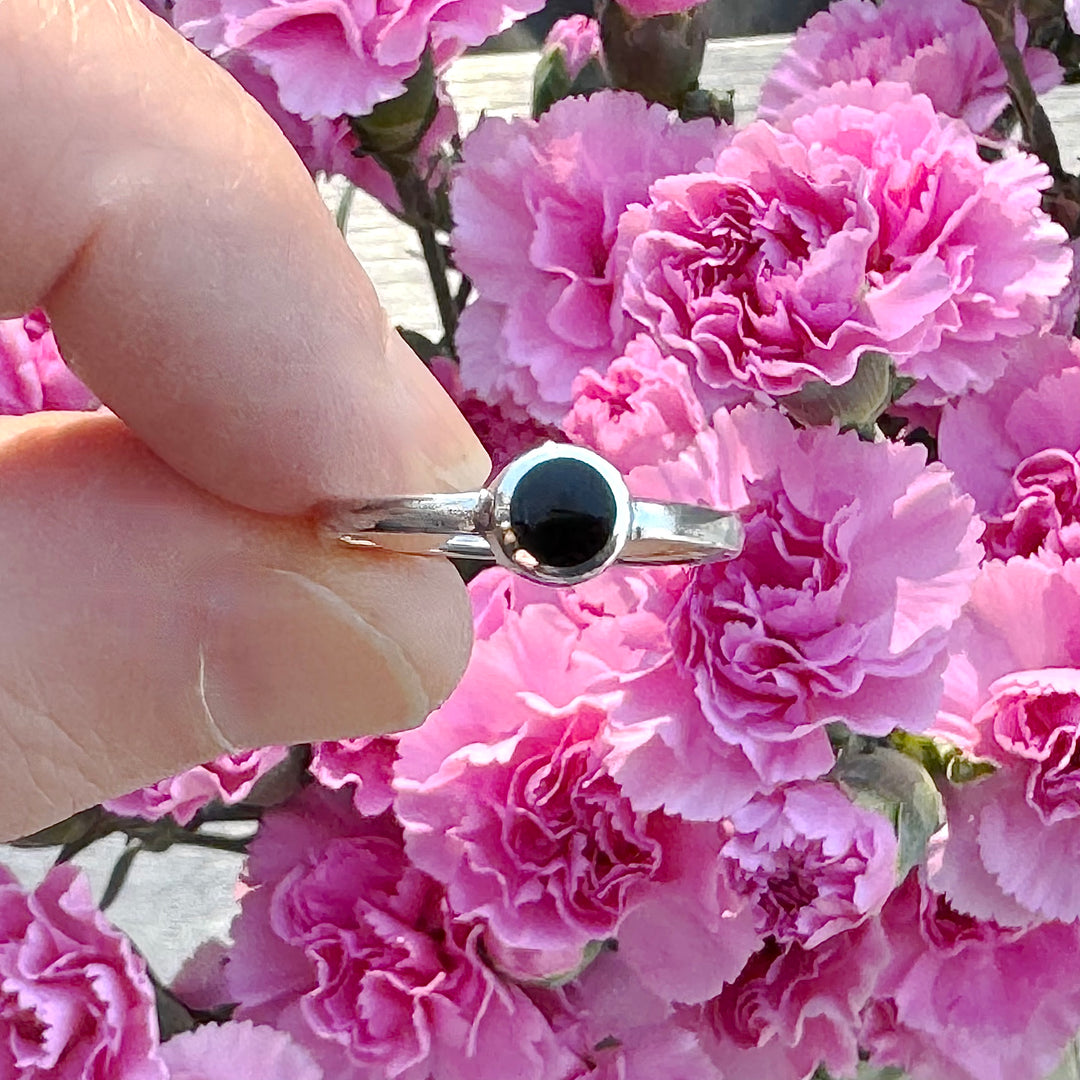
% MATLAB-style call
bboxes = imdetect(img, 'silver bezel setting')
[485,443,632,586]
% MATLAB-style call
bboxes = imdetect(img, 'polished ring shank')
[326,496,743,564]
[319,444,744,586]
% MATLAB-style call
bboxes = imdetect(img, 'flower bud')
[598,0,711,110]
[781,350,900,437]
[532,15,609,118]
[349,50,439,168]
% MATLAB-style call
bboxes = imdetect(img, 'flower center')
[924,892,984,948]
[760,867,821,938]
[1,991,47,1055]
[507,740,662,917]
[983,448,1080,559]
[977,673,1080,822]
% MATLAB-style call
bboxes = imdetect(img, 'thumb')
[0,412,474,841]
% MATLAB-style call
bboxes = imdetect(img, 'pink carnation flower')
[170,940,230,1014]
[759,0,1060,133]
[603,644,769,822]
[1070,0,1080,35]
[0,864,165,1080]
[215,52,457,216]
[226,785,574,1080]
[466,567,768,826]
[308,735,397,815]
[0,311,97,415]
[174,0,542,121]
[667,405,981,787]
[930,555,1080,924]
[429,357,562,476]
[685,919,887,1080]
[104,746,289,825]
[938,339,1080,560]
[616,80,1071,406]
[562,336,707,474]
[542,15,602,80]
[723,781,898,948]
[395,570,761,995]
[862,872,1080,1080]
[531,949,723,1080]
[451,91,725,422]
[160,1022,322,1080]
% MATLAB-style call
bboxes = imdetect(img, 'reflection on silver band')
[319,443,745,586]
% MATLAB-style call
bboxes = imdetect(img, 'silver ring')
[318,442,744,586]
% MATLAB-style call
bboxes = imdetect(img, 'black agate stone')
[508,458,617,569]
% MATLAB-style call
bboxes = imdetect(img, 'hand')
[0,0,490,840]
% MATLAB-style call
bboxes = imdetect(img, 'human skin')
[0,0,490,839]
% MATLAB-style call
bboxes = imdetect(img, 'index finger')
[0,0,489,513]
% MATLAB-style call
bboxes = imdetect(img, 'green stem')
[968,0,1064,174]
[417,223,458,348]
[455,274,473,315]
[383,165,459,350]
[193,803,265,824]
[100,840,142,910]
[335,182,357,237]
[167,830,252,855]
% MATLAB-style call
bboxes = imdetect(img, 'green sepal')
[679,87,735,125]
[531,51,609,118]
[349,51,439,167]
[781,350,895,437]
[512,938,616,989]
[598,0,710,111]
[830,740,944,878]
[888,730,996,785]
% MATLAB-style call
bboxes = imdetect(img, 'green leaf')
[830,742,944,878]
[12,806,106,850]
[858,1067,907,1080]
[816,1066,907,1080]
[397,327,449,365]
[154,981,198,1041]
[335,182,356,237]
[945,755,996,784]
[887,730,952,779]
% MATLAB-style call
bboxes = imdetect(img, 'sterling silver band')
[318,443,744,586]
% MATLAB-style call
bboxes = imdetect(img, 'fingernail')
[199,564,432,749]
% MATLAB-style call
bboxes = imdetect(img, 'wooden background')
[5,32,1080,1003]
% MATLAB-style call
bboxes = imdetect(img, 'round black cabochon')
[509,458,617,568]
